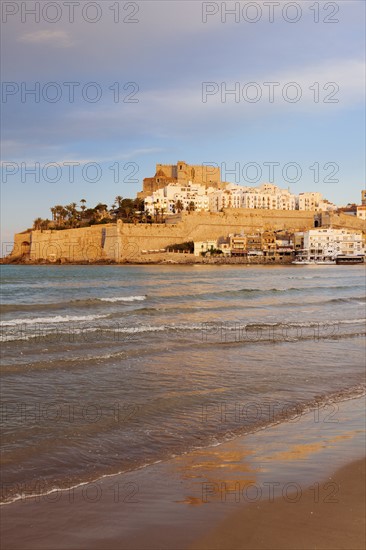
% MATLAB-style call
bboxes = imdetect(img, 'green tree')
[33,217,43,230]
[80,199,87,215]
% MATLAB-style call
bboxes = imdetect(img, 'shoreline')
[1,257,295,266]
[1,395,365,549]
[1,387,365,507]
[3,259,365,267]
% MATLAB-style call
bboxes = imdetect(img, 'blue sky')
[1,0,365,248]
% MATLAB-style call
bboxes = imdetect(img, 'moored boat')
[335,255,365,265]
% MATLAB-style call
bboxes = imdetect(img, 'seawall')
[6,210,366,263]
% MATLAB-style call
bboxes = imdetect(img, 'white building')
[144,182,336,216]
[208,185,245,211]
[145,182,212,216]
[209,183,297,212]
[298,192,337,212]
[242,183,297,211]
[357,206,366,220]
[194,240,218,256]
[302,228,364,260]
[298,192,322,211]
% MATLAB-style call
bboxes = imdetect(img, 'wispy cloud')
[0,142,165,166]
[18,30,73,48]
[65,57,365,142]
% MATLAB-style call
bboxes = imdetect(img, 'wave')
[240,318,366,329]
[1,386,365,505]
[2,283,365,317]
[326,296,366,304]
[2,316,365,343]
[232,284,366,295]
[0,313,108,327]
[113,322,206,334]
[100,295,146,303]
[0,296,147,313]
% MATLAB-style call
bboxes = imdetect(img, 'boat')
[335,255,365,265]
[292,260,313,265]
[292,260,335,265]
[315,260,336,265]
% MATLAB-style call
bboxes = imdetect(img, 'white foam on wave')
[100,295,146,303]
[114,322,207,334]
[0,314,108,327]
[339,318,366,325]
[114,325,166,334]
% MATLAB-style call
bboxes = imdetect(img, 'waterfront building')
[301,228,364,260]
[261,231,276,256]
[293,232,304,251]
[217,238,231,256]
[193,240,218,256]
[229,235,247,256]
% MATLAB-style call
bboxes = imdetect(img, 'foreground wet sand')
[1,395,365,549]
[192,458,365,550]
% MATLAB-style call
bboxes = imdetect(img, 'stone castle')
[138,161,224,199]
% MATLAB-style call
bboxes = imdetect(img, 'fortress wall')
[117,209,317,261]
[10,210,365,263]
[9,231,32,258]
[324,212,366,231]
[25,225,112,262]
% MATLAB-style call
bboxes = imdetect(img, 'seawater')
[1,264,365,503]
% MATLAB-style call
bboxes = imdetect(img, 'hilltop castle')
[137,161,225,199]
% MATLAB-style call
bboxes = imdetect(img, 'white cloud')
[0,141,164,166]
[18,30,73,48]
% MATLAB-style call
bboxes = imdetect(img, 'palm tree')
[175,200,184,213]
[93,203,109,222]
[40,219,51,231]
[33,217,43,230]
[53,205,67,226]
[124,205,134,222]
[113,196,124,219]
[115,196,123,208]
[65,203,78,227]
[80,199,87,215]
[187,201,195,213]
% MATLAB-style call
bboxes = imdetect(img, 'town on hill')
[5,161,366,265]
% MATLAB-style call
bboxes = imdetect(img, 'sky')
[1,0,365,250]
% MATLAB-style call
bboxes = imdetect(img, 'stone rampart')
[8,209,366,263]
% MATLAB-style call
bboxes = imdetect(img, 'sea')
[1,264,365,504]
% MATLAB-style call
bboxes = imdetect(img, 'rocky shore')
[1,254,294,266]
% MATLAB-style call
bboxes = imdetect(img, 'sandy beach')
[193,458,365,550]
[1,395,365,550]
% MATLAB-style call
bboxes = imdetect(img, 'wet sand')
[1,395,365,550]
[192,458,366,550]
